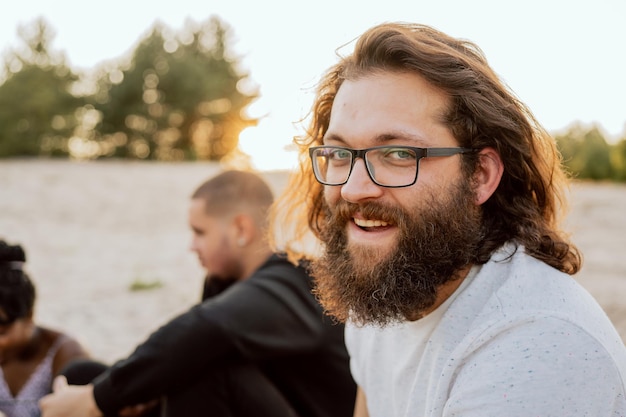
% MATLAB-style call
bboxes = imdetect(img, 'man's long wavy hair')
[270,22,581,275]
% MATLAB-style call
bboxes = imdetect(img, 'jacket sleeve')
[92,258,325,414]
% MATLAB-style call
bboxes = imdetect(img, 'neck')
[239,244,273,280]
[0,325,41,364]
[407,264,473,321]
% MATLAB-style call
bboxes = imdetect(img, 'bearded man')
[271,22,626,417]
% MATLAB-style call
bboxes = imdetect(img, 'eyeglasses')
[309,145,476,188]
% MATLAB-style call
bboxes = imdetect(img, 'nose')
[189,236,198,253]
[340,158,384,203]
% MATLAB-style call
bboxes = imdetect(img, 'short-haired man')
[41,170,356,417]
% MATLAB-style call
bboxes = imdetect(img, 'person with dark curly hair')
[269,22,626,416]
[0,240,88,417]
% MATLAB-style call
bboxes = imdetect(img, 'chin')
[347,240,395,271]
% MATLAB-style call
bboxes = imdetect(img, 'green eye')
[330,149,352,160]
[384,148,416,160]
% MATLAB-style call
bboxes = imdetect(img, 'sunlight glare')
[238,121,298,172]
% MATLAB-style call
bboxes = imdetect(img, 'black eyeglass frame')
[309,145,477,188]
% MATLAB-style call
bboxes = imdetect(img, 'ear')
[472,147,503,205]
[231,214,256,247]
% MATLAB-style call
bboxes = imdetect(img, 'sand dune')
[1,159,624,363]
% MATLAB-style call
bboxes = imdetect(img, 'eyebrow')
[322,131,433,147]
[191,226,205,234]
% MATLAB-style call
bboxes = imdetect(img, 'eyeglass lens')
[312,147,418,187]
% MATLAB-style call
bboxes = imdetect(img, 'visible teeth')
[354,218,389,227]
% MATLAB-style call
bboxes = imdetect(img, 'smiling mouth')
[353,218,391,230]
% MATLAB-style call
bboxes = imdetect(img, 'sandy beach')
[1,159,625,363]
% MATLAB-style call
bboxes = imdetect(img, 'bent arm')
[93,263,324,414]
[51,335,90,377]
[40,377,101,417]
[353,386,370,417]
[91,302,238,413]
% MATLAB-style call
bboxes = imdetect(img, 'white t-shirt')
[346,243,626,417]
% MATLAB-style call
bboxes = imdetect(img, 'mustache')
[327,200,409,227]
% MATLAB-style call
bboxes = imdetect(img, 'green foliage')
[91,16,258,161]
[611,139,626,181]
[129,278,163,292]
[0,18,83,157]
[0,16,257,162]
[556,124,625,182]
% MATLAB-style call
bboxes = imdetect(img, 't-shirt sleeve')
[444,317,626,416]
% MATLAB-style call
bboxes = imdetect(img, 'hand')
[39,376,103,417]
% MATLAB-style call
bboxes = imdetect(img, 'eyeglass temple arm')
[424,147,475,157]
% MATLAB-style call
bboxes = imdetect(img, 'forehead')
[325,71,455,148]
[189,199,216,221]
[189,198,232,229]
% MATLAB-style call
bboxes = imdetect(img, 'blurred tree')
[556,124,613,180]
[610,137,626,182]
[91,16,258,161]
[0,17,83,157]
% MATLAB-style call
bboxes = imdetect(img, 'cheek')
[0,327,19,348]
[199,237,219,257]
[200,236,233,271]
[324,185,341,206]
[0,334,10,348]
[420,157,463,185]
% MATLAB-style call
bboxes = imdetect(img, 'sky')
[1,0,624,171]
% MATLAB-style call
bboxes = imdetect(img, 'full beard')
[311,178,484,327]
